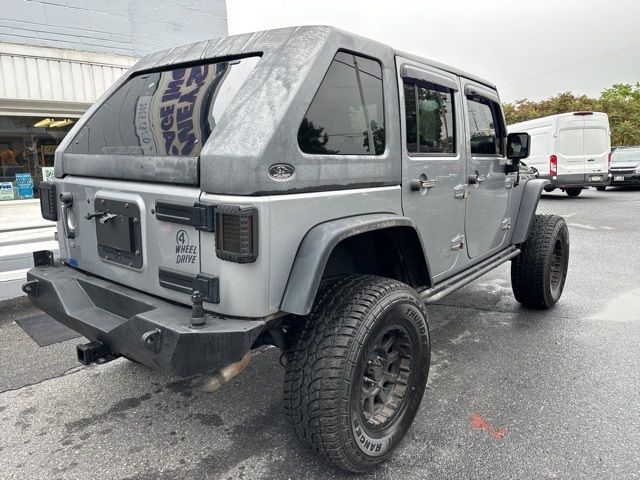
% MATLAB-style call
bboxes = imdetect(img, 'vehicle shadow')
[540,193,598,201]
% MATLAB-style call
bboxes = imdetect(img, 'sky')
[227,0,640,103]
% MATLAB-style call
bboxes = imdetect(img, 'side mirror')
[506,132,530,162]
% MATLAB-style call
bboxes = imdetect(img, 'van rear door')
[556,115,585,177]
[583,114,610,177]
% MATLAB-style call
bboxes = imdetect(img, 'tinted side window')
[404,81,455,154]
[466,96,504,155]
[298,52,385,155]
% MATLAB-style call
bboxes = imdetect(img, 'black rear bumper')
[24,263,265,377]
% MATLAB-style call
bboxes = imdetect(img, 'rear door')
[556,115,585,177]
[56,57,260,306]
[583,115,610,177]
[397,58,466,279]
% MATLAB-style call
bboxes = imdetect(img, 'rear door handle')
[587,158,595,162]
[410,178,436,192]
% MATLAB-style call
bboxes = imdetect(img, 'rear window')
[558,129,583,156]
[583,128,608,155]
[68,56,260,157]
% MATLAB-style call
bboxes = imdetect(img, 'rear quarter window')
[297,51,385,156]
[68,56,260,157]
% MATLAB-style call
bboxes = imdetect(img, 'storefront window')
[0,116,75,200]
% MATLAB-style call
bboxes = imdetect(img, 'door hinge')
[454,184,468,199]
[155,201,215,232]
[451,234,465,250]
[501,217,512,230]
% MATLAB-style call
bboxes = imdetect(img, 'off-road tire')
[283,275,430,473]
[565,188,582,197]
[596,186,607,191]
[511,214,569,309]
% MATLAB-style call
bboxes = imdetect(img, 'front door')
[462,81,511,259]
[398,58,466,279]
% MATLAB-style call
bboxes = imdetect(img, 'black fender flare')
[280,214,423,315]
[511,178,550,245]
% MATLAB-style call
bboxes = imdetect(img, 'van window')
[584,128,607,155]
[298,52,385,155]
[404,81,455,154]
[67,56,260,156]
[466,96,504,155]
[558,129,583,156]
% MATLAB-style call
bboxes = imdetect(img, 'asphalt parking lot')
[1,187,639,480]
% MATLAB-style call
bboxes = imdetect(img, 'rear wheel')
[511,214,569,308]
[284,275,430,473]
[565,188,582,197]
[596,186,607,191]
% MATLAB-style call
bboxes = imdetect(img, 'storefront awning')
[0,42,137,117]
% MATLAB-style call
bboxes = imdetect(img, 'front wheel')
[284,276,430,473]
[566,187,582,197]
[511,214,569,308]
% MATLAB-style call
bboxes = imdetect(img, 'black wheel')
[596,186,607,191]
[511,214,569,309]
[565,188,582,197]
[283,275,430,473]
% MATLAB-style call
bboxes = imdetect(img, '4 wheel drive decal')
[175,229,198,264]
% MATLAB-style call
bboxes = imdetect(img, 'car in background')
[599,147,640,190]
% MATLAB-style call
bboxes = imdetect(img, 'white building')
[0,0,227,200]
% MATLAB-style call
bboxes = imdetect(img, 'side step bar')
[420,246,520,304]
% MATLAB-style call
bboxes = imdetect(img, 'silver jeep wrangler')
[24,26,569,472]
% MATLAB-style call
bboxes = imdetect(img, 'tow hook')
[22,280,39,297]
[76,341,110,365]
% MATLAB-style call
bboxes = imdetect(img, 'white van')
[508,112,611,196]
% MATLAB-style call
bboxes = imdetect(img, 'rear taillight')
[39,181,57,221]
[550,155,558,177]
[608,151,612,172]
[215,205,258,263]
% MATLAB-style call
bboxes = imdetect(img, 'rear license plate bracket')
[94,198,143,269]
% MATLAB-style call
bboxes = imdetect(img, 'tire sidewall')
[545,219,570,304]
[342,289,430,466]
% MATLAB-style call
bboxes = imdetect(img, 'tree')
[503,83,640,146]
[362,120,385,154]
[297,118,338,154]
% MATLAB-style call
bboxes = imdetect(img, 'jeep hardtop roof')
[131,25,497,90]
[55,26,498,195]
